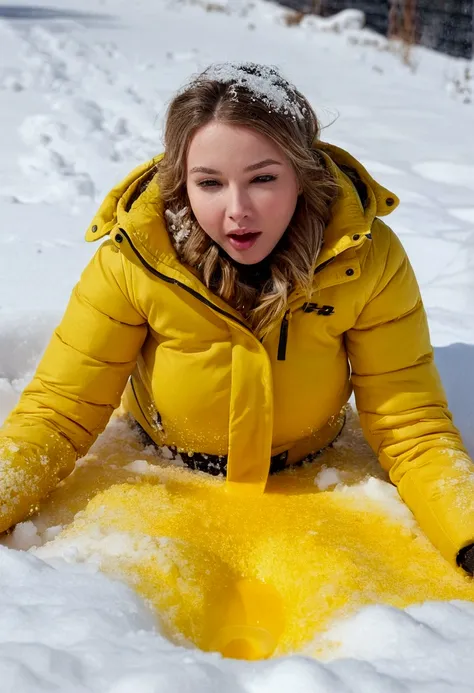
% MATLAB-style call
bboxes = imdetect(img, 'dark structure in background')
[279,0,474,59]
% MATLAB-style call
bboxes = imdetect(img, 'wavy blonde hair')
[157,63,338,338]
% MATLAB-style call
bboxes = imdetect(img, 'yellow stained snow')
[38,418,474,658]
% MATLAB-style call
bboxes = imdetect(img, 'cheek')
[188,190,222,235]
[260,188,298,228]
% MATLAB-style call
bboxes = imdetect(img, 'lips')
[227,231,261,251]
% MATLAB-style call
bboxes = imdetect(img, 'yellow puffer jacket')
[1,143,473,568]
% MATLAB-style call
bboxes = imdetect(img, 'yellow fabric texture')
[1,143,473,569]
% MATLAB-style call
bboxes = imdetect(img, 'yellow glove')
[0,436,75,533]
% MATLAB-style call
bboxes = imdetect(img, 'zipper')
[277,258,336,362]
[277,310,291,361]
[130,376,149,426]
[314,256,336,276]
[117,228,251,333]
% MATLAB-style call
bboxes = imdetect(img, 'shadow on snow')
[0,5,113,22]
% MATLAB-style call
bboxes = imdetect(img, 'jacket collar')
[315,142,399,266]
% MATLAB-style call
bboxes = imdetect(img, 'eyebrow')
[189,159,282,175]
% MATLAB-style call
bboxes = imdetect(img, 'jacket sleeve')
[0,240,147,532]
[345,220,474,569]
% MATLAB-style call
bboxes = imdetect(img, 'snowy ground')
[1,0,474,690]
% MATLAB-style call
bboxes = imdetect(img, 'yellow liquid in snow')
[34,415,474,659]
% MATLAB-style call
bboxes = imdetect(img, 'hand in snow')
[0,437,71,534]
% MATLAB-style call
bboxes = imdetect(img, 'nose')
[227,185,251,226]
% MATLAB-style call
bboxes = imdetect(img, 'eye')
[197,179,221,188]
[252,175,277,183]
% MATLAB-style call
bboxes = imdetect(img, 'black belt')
[165,445,290,477]
[130,419,339,477]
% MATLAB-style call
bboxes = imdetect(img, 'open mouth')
[227,232,261,250]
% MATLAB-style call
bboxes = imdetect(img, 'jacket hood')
[85,143,399,264]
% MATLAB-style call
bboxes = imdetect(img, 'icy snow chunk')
[35,528,179,571]
[314,466,343,490]
[124,459,154,474]
[198,62,307,121]
[158,446,175,460]
[41,525,64,544]
[2,521,42,551]
[337,477,417,529]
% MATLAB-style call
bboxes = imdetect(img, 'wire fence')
[278,0,474,59]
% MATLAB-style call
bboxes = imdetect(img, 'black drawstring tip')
[278,311,290,361]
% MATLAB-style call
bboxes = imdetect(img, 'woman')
[1,62,474,574]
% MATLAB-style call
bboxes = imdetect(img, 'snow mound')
[2,544,474,692]
[300,9,365,33]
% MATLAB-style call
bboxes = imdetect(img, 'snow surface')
[5,538,474,693]
[1,0,474,690]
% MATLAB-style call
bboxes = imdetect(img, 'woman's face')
[186,122,300,265]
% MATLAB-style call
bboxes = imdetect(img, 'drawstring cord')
[277,310,291,361]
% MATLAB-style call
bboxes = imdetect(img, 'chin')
[224,244,273,266]
[230,252,268,266]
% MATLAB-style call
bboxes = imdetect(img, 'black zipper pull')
[278,310,290,361]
